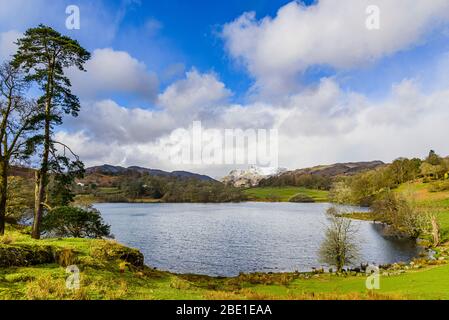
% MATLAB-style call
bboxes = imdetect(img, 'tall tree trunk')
[32,63,53,240]
[0,160,8,235]
[32,101,51,239]
[32,122,50,239]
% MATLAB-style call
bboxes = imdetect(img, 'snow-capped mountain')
[222,166,287,188]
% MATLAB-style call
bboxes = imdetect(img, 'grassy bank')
[243,187,329,202]
[1,225,448,300]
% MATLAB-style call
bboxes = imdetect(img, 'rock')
[91,241,145,267]
[0,244,55,267]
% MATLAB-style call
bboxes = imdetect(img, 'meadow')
[243,187,329,202]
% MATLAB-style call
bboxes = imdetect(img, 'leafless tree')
[0,62,39,234]
[319,212,359,273]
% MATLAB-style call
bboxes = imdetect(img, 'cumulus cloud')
[158,69,231,113]
[58,69,449,177]
[222,0,449,95]
[64,100,176,144]
[64,70,232,146]
[68,48,159,101]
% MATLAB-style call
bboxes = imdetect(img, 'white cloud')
[68,48,159,101]
[58,70,449,177]
[158,69,231,113]
[222,0,449,95]
[279,78,366,137]
[64,99,175,144]
[64,70,232,147]
[0,30,21,62]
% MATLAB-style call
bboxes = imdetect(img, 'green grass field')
[243,187,329,202]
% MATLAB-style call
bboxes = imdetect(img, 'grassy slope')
[1,225,448,300]
[395,180,449,241]
[243,187,329,202]
[1,180,448,300]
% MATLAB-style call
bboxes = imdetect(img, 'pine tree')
[12,25,90,239]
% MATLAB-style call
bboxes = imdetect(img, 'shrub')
[41,206,111,239]
[289,194,315,203]
[429,180,449,192]
[371,191,430,239]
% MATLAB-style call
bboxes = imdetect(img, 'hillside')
[85,165,215,182]
[289,161,385,177]
[259,161,385,189]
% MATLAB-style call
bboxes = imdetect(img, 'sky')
[1,0,449,178]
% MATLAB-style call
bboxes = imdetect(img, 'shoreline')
[1,225,448,300]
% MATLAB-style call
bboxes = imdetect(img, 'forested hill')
[259,161,385,189]
[85,165,216,182]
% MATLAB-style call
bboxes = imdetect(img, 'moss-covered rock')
[90,240,144,267]
[0,244,55,267]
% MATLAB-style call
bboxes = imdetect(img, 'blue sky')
[1,0,447,102]
[1,0,449,176]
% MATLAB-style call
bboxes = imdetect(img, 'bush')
[429,180,449,192]
[371,191,429,239]
[289,194,315,203]
[42,206,111,239]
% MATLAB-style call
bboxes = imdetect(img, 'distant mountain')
[222,166,288,188]
[85,165,216,182]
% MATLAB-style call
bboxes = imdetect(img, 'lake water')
[95,202,421,277]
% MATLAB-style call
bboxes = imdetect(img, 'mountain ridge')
[85,165,216,182]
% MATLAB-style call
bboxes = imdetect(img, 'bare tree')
[0,62,39,235]
[319,211,359,273]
